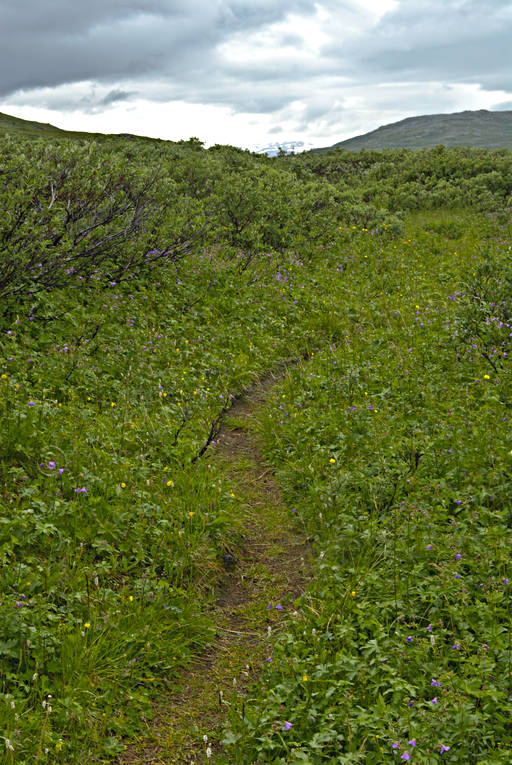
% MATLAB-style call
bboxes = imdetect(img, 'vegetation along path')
[117,367,313,764]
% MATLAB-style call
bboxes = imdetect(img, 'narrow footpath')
[117,369,313,764]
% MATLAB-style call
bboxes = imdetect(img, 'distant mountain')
[254,140,311,157]
[314,110,512,152]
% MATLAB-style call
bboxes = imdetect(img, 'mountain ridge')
[313,109,512,152]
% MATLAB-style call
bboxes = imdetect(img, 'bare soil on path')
[117,370,313,764]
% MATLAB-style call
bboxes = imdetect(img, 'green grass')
[1,122,512,763]
[225,211,512,763]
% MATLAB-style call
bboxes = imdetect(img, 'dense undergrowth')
[226,213,512,764]
[1,130,512,762]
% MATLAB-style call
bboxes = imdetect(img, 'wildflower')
[121,482,126,488]
[483,374,490,380]
[110,402,116,407]
[440,745,450,754]
[166,480,174,487]
[431,679,442,687]
[284,721,292,730]
[392,742,399,748]
[275,604,283,610]
[129,595,133,602]
[329,458,336,463]
[431,697,438,704]
[1,373,6,379]
[401,754,411,761]
[406,636,412,643]
[408,739,416,747]
[58,468,64,474]
[426,624,433,631]
[426,544,432,550]
[302,674,308,682]
[206,746,212,759]
[28,401,34,406]
[456,553,461,560]
[188,511,194,518]
[351,590,356,597]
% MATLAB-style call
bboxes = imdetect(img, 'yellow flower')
[121,482,126,488]
[329,458,336,464]
[129,595,133,602]
[84,622,91,629]
[351,590,356,597]
[1,373,7,379]
[166,479,174,487]
[188,511,194,518]
[162,391,167,397]
[483,374,490,380]
[110,402,116,407]
[302,674,308,682]
[230,492,235,498]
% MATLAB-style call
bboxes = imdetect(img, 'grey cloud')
[2,0,512,135]
[100,89,136,106]
[0,0,319,96]
[334,0,512,87]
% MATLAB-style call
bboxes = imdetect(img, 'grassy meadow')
[1,128,512,763]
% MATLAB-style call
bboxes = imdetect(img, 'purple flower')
[431,679,442,687]
[456,553,461,560]
[426,624,433,631]
[401,754,411,761]
[440,745,450,754]
[406,636,412,643]
[284,721,292,730]
[267,605,273,610]
[426,544,432,550]
[275,604,283,610]
[28,401,34,406]
[408,739,416,748]
[15,601,22,608]
[48,461,56,469]
[431,697,438,704]
[392,742,399,749]
[58,468,64,475]
[452,643,458,650]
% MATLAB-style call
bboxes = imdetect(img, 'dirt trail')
[117,370,312,764]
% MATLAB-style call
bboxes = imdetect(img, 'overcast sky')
[2,0,512,150]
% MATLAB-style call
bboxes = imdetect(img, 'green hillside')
[0,110,149,142]
[315,109,512,152]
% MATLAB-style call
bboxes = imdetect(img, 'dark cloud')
[0,0,317,97]
[100,89,135,106]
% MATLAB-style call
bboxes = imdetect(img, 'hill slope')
[315,109,512,152]
[0,110,149,141]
